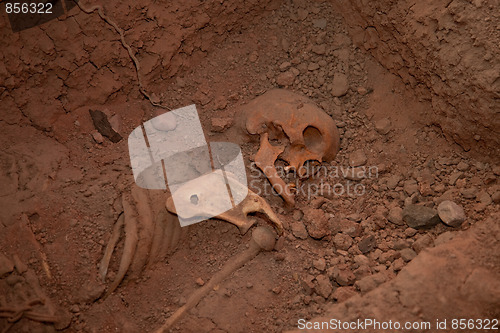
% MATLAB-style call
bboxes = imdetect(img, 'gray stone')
[437,200,466,227]
[151,111,177,132]
[331,73,349,97]
[402,204,440,229]
[358,235,376,254]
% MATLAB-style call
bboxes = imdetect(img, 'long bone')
[155,226,277,332]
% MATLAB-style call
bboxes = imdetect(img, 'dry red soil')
[0,0,499,332]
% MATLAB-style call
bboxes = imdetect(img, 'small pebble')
[437,200,466,227]
[195,277,205,286]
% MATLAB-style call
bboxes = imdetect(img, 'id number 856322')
[5,2,53,14]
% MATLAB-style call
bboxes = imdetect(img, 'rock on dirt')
[276,71,296,86]
[302,208,330,239]
[412,234,434,254]
[291,221,308,240]
[387,207,404,225]
[301,274,315,295]
[211,117,233,133]
[312,44,326,55]
[374,118,392,135]
[402,204,440,229]
[333,233,353,251]
[315,274,333,299]
[330,73,349,97]
[358,235,376,254]
[400,248,417,262]
[91,131,104,144]
[313,258,326,271]
[331,286,357,303]
[437,200,466,227]
[386,174,402,189]
[336,219,362,237]
[332,267,356,286]
[348,149,367,167]
[355,272,387,293]
[89,109,123,142]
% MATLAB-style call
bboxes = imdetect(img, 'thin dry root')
[72,0,170,110]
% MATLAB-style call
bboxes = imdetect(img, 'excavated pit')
[0,0,499,332]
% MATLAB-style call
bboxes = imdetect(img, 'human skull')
[243,89,340,205]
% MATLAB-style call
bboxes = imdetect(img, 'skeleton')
[244,89,341,205]
[100,89,337,299]
[99,187,188,298]
[100,174,283,297]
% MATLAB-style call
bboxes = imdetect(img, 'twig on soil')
[72,0,171,110]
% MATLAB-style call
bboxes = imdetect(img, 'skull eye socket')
[303,126,323,153]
